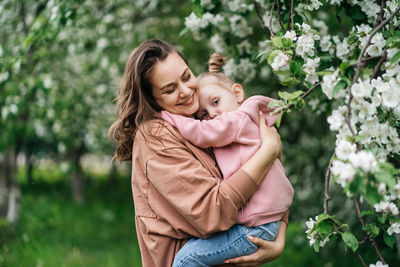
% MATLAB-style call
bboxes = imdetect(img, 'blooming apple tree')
[184,0,400,265]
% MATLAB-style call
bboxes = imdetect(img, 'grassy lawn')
[1,170,397,267]
[0,177,142,267]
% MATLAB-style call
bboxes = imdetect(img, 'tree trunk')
[71,148,85,204]
[26,149,34,184]
[108,161,118,186]
[0,148,21,225]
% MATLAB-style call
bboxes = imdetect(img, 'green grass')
[0,177,142,267]
[1,169,398,267]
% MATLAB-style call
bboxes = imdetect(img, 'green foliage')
[341,232,358,252]
[0,171,141,266]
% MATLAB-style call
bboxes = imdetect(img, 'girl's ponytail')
[208,53,226,73]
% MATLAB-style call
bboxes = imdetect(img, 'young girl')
[160,54,294,267]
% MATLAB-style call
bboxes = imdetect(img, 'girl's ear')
[231,83,245,104]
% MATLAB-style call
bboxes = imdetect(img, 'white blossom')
[229,15,253,38]
[369,261,388,267]
[271,52,289,70]
[388,222,400,235]
[283,30,297,41]
[321,70,339,99]
[351,79,373,98]
[320,36,332,52]
[296,34,315,58]
[210,34,227,54]
[331,160,355,187]
[335,140,357,160]
[299,0,322,11]
[348,150,377,172]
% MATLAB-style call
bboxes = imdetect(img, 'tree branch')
[253,0,270,37]
[269,0,276,37]
[374,0,386,28]
[286,82,322,110]
[370,47,388,82]
[290,0,294,31]
[324,153,335,214]
[353,7,400,83]
[354,198,387,264]
[276,0,284,30]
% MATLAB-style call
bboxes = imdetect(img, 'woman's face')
[150,52,199,117]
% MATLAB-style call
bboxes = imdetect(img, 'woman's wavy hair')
[108,39,186,162]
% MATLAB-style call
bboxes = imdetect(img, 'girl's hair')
[108,39,185,162]
[198,53,235,90]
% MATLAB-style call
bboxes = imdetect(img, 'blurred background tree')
[0,0,398,266]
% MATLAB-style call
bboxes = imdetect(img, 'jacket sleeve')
[144,126,258,236]
[159,110,246,148]
[239,96,281,127]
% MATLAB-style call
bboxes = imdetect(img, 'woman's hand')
[258,111,281,159]
[241,111,282,185]
[224,221,287,266]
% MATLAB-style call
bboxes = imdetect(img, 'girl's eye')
[212,99,219,106]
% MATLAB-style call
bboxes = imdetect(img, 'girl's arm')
[159,96,278,149]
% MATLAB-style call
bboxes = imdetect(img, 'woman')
[109,39,288,267]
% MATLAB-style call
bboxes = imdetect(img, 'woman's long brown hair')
[108,39,181,162]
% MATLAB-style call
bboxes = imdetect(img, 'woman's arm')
[224,219,287,266]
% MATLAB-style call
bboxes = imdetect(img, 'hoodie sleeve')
[238,96,281,127]
[159,110,246,148]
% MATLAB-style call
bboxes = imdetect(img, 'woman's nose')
[178,83,192,97]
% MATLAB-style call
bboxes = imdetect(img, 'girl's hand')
[259,111,281,159]
[224,220,287,266]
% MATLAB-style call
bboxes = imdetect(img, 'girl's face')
[195,79,243,120]
[150,52,199,117]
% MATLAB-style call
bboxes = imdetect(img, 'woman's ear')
[231,83,245,104]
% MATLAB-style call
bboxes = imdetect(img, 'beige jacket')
[131,119,260,267]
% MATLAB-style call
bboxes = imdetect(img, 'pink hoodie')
[160,95,294,227]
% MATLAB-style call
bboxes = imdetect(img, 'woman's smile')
[180,94,195,106]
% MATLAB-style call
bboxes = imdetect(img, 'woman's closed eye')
[183,72,191,81]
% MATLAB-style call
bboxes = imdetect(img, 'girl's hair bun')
[208,53,226,73]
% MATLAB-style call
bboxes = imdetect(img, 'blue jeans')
[172,221,280,267]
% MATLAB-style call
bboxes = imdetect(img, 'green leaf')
[375,171,396,189]
[272,69,292,75]
[275,112,284,128]
[315,71,334,76]
[391,51,400,64]
[280,76,300,86]
[267,50,283,65]
[282,38,293,48]
[365,185,382,205]
[333,81,347,96]
[313,239,320,252]
[339,62,351,75]
[315,221,333,235]
[267,100,282,109]
[289,61,303,76]
[192,0,203,18]
[317,214,333,222]
[363,223,379,237]
[342,232,359,252]
[384,232,396,249]
[360,210,376,217]
[378,213,388,224]
[271,37,283,48]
